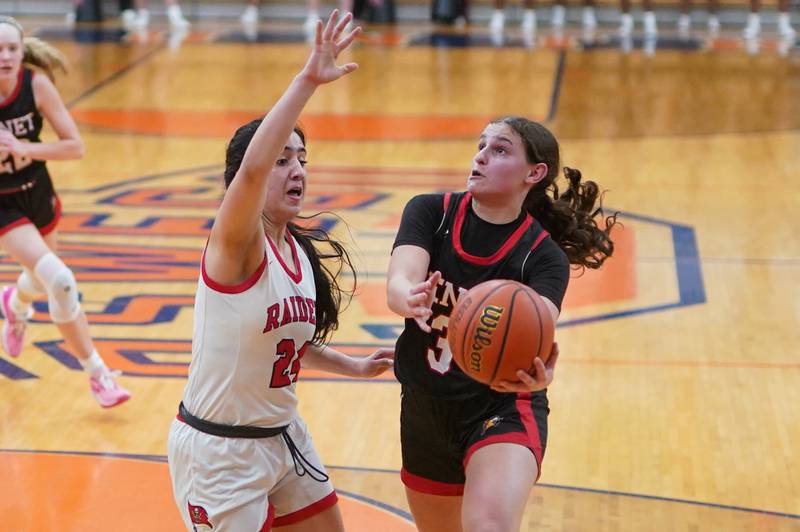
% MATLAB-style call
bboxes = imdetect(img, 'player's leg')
[678,0,691,35]
[0,225,131,406]
[399,386,465,532]
[490,0,507,33]
[269,418,343,531]
[460,392,549,531]
[521,0,538,35]
[462,444,537,532]
[777,0,796,37]
[743,0,760,38]
[241,0,260,26]
[618,0,633,35]
[168,419,274,530]
[642,0,657,36]
[405,488,464,532]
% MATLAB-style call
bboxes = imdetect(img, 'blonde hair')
[0,16,68,81]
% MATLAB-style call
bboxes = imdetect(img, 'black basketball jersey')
[0,68,49,191]
[393,192,570,399]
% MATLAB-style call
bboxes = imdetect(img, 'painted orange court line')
[70,109,494,140]
[0,452,415,532]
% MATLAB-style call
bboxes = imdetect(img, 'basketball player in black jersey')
[387,117,617,531]
[0,17,130,408]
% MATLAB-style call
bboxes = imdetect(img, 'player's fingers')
[544,345,559,371]
[414,317,432,332]
[336,25,361,52]
[314,19,323,46]
[532,357,548,380]
[332,11,353,41]
[322,9,339,41]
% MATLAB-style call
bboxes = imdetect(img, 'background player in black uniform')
[387,117,617,531]
[0,17,130,408]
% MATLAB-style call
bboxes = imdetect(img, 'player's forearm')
[302,344,361,377]
[386,275,415,318]
[24,138,84,161]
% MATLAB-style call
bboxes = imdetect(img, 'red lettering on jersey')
[295,296,308,322]
[262,303,280,333]
[290,296,300,323]
[280,298,293,326]
[305,298,316,324]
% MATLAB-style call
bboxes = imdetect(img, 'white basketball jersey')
[182,234,317,428]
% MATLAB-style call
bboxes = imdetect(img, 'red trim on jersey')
[452,193,533,266]
[0,69,24,108]
[443,192,452,212]
[267,233,303,284]
[401,468,464,496]
[0,217,32,236]
[260,503,276,531]
[39,196,61,236]
[201,247,267,294]
[462,433,535,470]
[516,392,544,480]
[272,490,338,526]
[530,229,549,251]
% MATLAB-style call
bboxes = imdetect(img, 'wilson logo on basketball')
[469,305,504,372]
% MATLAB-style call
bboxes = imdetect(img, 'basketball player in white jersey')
[167,12,393,531]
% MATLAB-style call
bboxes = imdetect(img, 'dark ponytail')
[224,119,356,345]
[493,116,618,270]
[288,218,356,345]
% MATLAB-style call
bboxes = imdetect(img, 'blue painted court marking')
[58,165,223,194]
[215,29,308,44]
[2,449,796,521]
[408,32,532,48]
[33,27,131,44]
[0,358,38,380]
[580,35,703,51]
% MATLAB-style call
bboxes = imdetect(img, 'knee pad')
[33,252,81,323]
[17,268,46,298]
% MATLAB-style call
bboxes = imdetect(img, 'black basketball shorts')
[0,176,61,237]
[400,385,549,495]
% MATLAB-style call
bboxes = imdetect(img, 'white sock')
[9,288,30,316]
[79,350,106,375]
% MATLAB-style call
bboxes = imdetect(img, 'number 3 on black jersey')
[427,314,453,375]
[270,339,311,388]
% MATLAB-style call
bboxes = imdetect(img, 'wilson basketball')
[448,280,555,386]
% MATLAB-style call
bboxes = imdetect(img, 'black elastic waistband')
[178,402,288,439]
[0,178,37,195]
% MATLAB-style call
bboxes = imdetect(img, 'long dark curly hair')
[492,116,618,270]
[223,119,356,345]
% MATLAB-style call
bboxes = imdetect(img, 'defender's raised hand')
[300,10,361,86]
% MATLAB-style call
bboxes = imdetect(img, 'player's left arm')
[302,344,394,378]
[6,72,85,161]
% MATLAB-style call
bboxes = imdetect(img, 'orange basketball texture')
[448,280,555,386]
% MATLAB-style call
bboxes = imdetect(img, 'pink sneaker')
[1,285,32,358]
[89,368,132,408]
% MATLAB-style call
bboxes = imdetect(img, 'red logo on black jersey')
[188,502,214,529]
